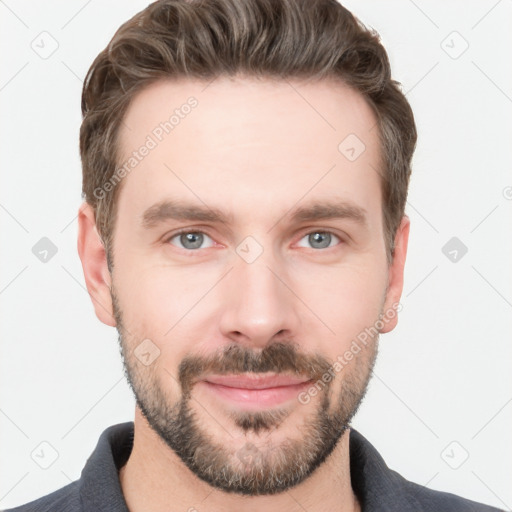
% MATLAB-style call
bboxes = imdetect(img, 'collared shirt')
[2,422,504,512]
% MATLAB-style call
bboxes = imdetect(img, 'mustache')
[177,341,333,395]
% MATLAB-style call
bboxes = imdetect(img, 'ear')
[77,202,116,327]
[380,215,410,334]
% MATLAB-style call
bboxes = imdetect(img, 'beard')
[111,285,379,496]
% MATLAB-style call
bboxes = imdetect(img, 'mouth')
[197,373,313,409]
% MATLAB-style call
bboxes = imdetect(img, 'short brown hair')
[80,0,416,270]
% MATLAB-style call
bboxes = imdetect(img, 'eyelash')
[163,228,344,253]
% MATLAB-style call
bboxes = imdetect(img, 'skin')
[77,76,409,512]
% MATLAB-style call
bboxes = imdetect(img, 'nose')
[218,250,302,350]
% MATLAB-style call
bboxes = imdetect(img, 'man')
[3,0,504,510]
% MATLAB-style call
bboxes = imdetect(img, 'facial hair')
[111,285,379,496]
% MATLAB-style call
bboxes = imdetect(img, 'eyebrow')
[140,199,368,230]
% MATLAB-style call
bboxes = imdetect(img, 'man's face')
[81,76,408,495]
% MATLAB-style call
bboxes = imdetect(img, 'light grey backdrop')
[1,0,511,509]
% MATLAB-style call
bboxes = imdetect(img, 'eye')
[296,231,342,250]
[166,231,215,251]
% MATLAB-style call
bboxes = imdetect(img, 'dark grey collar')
[79,422,133,511]
[77,422,499,512]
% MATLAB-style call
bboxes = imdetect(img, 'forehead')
[115,76,382,230]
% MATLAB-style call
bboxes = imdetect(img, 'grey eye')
[297,231,340,249]
[169,232,214,250]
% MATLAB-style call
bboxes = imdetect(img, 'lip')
[204,374,311,389]
[198,374,313,409]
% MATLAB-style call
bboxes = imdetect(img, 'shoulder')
[348,428,505,511]
[397,470,505,511]
[1,481,81,512]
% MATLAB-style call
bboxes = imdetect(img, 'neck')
[119,407,361,512]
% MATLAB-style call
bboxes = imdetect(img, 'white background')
[1,0,511,509]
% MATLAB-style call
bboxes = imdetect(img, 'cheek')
[113,263,218,368]
[292,259,387,344]
[114,254,202,323]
